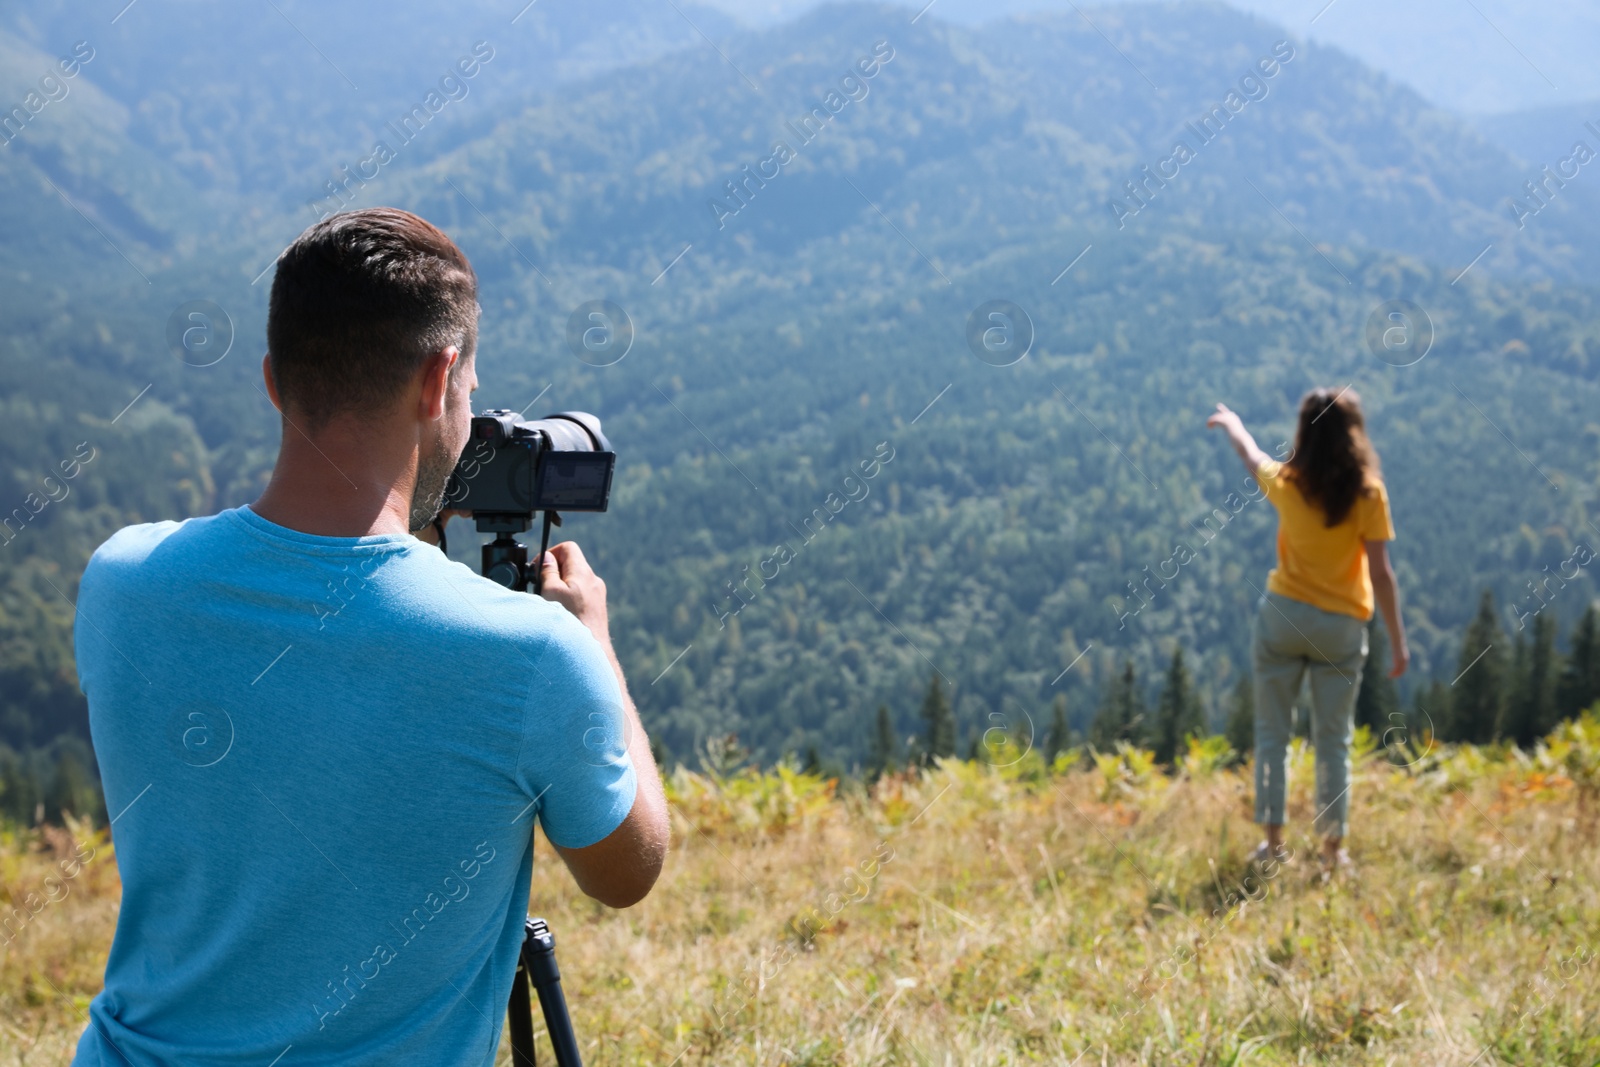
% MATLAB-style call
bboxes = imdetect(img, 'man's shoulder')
[404,551,597,656]
[411,553,610,671]
[83,515,207,584]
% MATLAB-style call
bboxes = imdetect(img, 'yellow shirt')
[1257,460,1395,620]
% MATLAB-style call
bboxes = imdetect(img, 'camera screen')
[535,452,614,511]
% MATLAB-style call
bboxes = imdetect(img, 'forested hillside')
[3,0,1600,788]
[555,228,1600,763]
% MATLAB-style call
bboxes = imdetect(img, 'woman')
[1208,388,1407,873]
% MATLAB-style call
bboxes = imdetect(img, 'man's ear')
[417,346,460,421]
[261,354,283,412]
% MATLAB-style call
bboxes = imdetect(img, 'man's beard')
[409,435,456,532]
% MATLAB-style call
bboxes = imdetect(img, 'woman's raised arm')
[1206,402,1273,474]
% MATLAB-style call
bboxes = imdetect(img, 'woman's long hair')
[1284,387,1382,527]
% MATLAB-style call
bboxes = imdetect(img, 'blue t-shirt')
[71,506,636,1067]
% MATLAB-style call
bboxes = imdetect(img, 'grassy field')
[4,719,1599,1066]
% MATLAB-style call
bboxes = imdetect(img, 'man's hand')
[540,541,609,644]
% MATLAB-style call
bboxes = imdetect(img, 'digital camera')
[445,410,615,532]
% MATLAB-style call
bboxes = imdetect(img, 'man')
[72,208,669,1065]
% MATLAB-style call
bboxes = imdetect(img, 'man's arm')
[1206,403,1274,475]
[1366,540,1409,679]
[537,541,669,908]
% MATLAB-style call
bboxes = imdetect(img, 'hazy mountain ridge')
[1,0,738,198]
[6,1,1598,299]
[1473,97,1600,170]
[700,0,1600,116]
[296,0,1600,366]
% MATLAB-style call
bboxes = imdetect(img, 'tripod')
[471,514,583,1065]
[480,512,559,595]
[506,916,583,1066]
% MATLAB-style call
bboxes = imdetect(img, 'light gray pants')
[1251,591,1369,837]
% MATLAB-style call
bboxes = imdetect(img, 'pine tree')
[1044,694,1070,766]
[1355,616,1400,736]
[920,672,956,762]
[1412,678,1450,751]
[0,746,44,825]
[0,746,26,824]
[1225,672,1255,761]
[44,739,99,823]
[1090,660,1146,750]
[801,744,822,775]
[1529,610,1560,739]
[1557,603,1600,721]
[1449,590,1505,743]
[1498,631,1529,743]
[1152,646,1203,766]
[1499,612,1559,747]
[871,704,897,776]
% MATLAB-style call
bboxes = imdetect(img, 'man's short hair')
[267,208,479,429]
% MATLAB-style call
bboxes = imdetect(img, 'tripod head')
[483,511,561,595]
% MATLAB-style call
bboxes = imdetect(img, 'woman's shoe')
[1316,847,1354,882]
[1247,841,1293,870]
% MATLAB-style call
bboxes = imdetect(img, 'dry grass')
[4,724,1599,1066]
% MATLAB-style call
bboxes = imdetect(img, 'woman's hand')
[1206,403,1243,432]
[1207,403,1272,473]
[1389,635,1410,679]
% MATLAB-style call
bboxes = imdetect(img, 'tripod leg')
[523,918,584,1067]
[507,949,537,1066]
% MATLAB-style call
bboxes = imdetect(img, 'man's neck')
[251,416,419,538]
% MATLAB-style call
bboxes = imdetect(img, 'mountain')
[550,227,1600,762]
[2,0,737,200]
[2,1,1598,769]
[9,0,1598,302]
[0,30,214,297]
[1474,98,1600,165]
[0,0,739,294]
[701,0,1600,116]
[358,0,1600,305]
